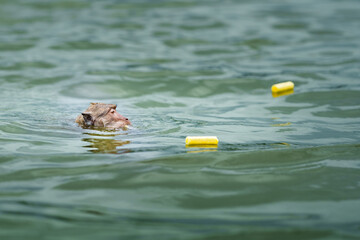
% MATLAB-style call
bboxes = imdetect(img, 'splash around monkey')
[75,103,131,130]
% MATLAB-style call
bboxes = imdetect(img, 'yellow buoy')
[271,81,294,93]
[185,136,219,146]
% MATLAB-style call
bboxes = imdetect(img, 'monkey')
[75,103,131,129]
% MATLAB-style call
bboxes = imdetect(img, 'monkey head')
[76,103,131,129]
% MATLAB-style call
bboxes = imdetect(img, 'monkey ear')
[82,112,94,125]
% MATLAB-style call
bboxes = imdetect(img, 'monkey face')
[97,107,131,129]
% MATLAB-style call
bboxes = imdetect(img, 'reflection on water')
[82,132,131,154]
[271,122,292,127]
[186,149,218,154]
[270,142,291,148]
[272,89,294,98]
[186,144,218,154]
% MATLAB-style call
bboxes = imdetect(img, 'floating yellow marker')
[271,81,294,93]
[185,136,219,146]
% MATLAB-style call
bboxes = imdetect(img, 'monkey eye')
[110,109,115,114]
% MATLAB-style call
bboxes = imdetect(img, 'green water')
[1,0,360,239]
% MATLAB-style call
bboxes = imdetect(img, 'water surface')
[0,0,360,239]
